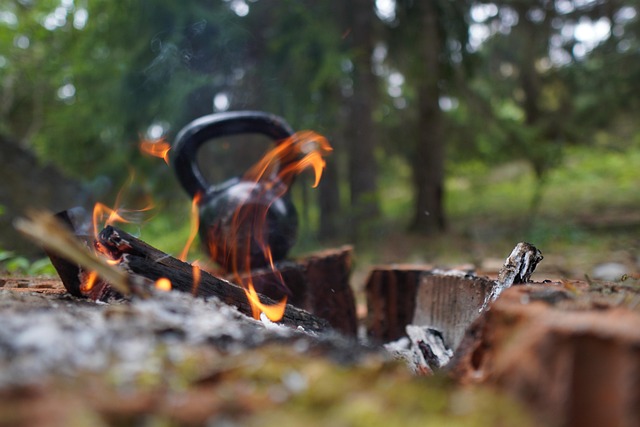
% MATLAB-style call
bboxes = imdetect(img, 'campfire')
[7,111,640,426]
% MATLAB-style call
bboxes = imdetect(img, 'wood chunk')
[302,246,357,337]
[365,242,539,347]
[366,266,493,348]
[482,242,543,309]
[413,274,494,350]
[364,265,433,343]
[449,283,640,427]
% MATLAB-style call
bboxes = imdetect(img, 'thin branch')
[14,210,137,297]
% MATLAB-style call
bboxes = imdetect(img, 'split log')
[449,282,640,427]
[365,265,432,343]
[366,243,541,349]
[301,247,356,336]
[365,265,493,349]
[412,274,494,350]
[98,226,330,332]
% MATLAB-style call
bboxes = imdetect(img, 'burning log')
[17,211,330,333]
[97,225,330,332]
[14,210,144,299]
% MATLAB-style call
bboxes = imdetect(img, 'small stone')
[592,262,628,281]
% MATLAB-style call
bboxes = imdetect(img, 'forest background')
[1,0,639,281]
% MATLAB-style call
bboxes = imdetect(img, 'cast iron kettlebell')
[171,111,298,272]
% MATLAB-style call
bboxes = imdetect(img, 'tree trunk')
[318,151,342,239]
[0,135,83,258]
[345,0,380,238]
[410,1,446,234]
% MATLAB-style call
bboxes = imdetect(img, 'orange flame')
[180,192,202,262]
[155,277,172,291]
[191,261,202,296]
[92,202,129,239]
[244,282,287,321]
[245,131,332,186]
[139,127,331,323]
[81,175,154,294]
[140,138,171,165]
[91,173,154,238]
[218,131,332,322]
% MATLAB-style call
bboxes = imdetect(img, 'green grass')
[366,144,640,280]
[317,142,639,287]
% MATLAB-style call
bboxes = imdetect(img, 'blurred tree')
[449,0,635,213]
[385,0,472,234]
[2,0,639,255]
[343,0,381,238]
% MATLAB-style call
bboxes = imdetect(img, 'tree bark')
[0,135,83,258]
[344,0,380,238]
[318,153,342,239]
[410,1,446,234]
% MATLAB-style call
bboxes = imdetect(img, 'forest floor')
[349,144,640,289]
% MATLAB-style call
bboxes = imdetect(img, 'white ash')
[384,325,453,374]
[0,289,303,388]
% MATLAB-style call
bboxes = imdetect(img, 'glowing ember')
[81,271,98,292]
[140,138,171,165]
[191,262,202,296]
[155,277,172,291]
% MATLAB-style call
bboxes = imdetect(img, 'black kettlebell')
[171,111,298,272]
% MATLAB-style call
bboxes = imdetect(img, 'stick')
[14,211,139,297]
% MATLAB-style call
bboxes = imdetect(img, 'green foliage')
[0,250,56,275]
[2,0,640,256]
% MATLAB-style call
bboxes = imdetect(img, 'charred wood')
[98,226,330,332]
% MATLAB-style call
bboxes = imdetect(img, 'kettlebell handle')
[171,111,295,199]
